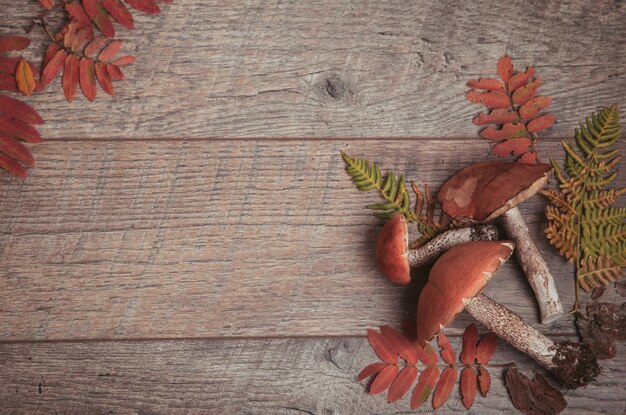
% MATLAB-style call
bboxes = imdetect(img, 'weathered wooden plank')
[1,139,622,340]
[1,336,624,414]
[1,0,624,139]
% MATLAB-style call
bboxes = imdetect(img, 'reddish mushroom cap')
[375,213,411,285]
[416,240,514,345]
[438,161,552,224]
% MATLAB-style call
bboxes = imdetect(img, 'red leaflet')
[66,1,93,27]
[460,367,477,409]
[0,36,31,54]
[102,0,135,29]
[72,27,94,52]
[460,324,478,364]
[0,96,44,124]
[512,78,542,105]
[42,43,61,69]
[0,133,34,166]
[0,57,20,74]
[432,367,457,409]
[465,90,510,109]
[370,365,400,395]
[519,95,552,120]
[15,59,36,96]
[98,40,123,61]
[480,122,526,141]
[421,343,438,365]
[40,49,68,89]
[491,137,533,157]
[106,63,125,80]
[0,73,18,92]
[410,366,439,409]
[0,115,43,143]
[437,332,455,364]
[357,362,387,381]
[95,61,114,96]
[0,153,27,177]
[478,366,491,397]
[518,151,537,164]
[125,0,161,14]
[473,109,519,125]
[63,55,80,102]
[367,329,398,364]
[380,325,418,365]
[111,55,135,66]
[527,113,556,133]
[387,366,418,403]
[63,23,80,49]
[466,78,504,91]
[84,35,109,57]
[37,0,54,10]
[476,333,498,364]
[83,0,116,38]
[79,57,97,101]
[508,66,535,91]
[497,55,513,82]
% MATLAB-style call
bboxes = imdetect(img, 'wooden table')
[1,1,625,413]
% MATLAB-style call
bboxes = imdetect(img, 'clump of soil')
[576,302,626,359]
[550,342,600,389]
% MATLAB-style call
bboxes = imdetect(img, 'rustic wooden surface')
[1,0,625,413]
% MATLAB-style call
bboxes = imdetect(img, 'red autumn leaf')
[357,362,387,381]
[0,133,34,166]
[0,153,27,177]
[370,365,400,395]
[0,115,43,143]
[41,43,61,69]
[518,150,538,164]
[84,35,109,57]
[437,332,455,364]
[15,59,36,96]
[387,366,418,403]
[63,23,80,49]
[421,343,438,365]
[63,54,80,102]
[527,113,556,133]
[380,325,418,365]
[0,74,18,92]
[71,27,94,52]
[410,366,439,409]
[460,324,478,365]
[79,57,97,101]
[98,40,123,61]
[83,0,116,38]
[125,0,161,14]
[106,63,125,80]
[465,90,510,109]
[37,0,54,10]
[111,55,135,66]
[432,367,457,409]
[95,61,114,96]
[491,137,533,157]
[466,78,504,91]
[0,95,44,125]
[66,1,93,27]
[504,369,567,415]
[0,36,31,54]
[40,49,68,89]
[519,95,552,120]
[508,66,536,91]
[480,122,526,141]
[460,367,477,409]
[102,0,135,29]
[367,329,397,364]
[478,366,491,397]
[512,78,541,105]
[472,109,519,125]
[497,55,513,82]
[476,333,498,364]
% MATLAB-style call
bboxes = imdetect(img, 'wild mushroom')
[437,161,564,324]
[416,240,599,388]
[376,213,498,284]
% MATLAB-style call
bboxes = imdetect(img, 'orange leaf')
[480,123,526,141]
[527,113,556,133]
[388,366,418,403]
[37,0,54,10]
[0,133,35,166]
[125,0,161,14]
[83,0,115,38]
[98,40,123,61]
[111,55,135,66]
[0,115,42,143]
[410,366,439,409]
[437,332,455,364]
[40,49,68,89]
[66,1,93,28]
[512,78,541,105]
[497,55,513,82]
[380,325,418,365]
[518,151,538,164]
[370,365,400,395]
[84,35,108,57]
[63,54,80,102]
[15,59,36,96]
[508,66,535,91]
[0,95,44,124]
[476,333,498,364]
[0,153,27,177]
[460,367,477,409]
[432,367,457,409]
[491,137,533,157]
[466,78,504,91]
[102,0,135,29]
[460,324,478,365]
[465,90,510,109]
[519,95,552,119]
[357,362,387,381]
[367,329,397,364]
[106,63,124,80]
[472,109,519,125]
[0,74,18,92]
[95,61,114,96]
[0,36,31,54]
[79,57,97,101]
[478,366,491,397]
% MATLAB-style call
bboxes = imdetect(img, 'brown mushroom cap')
[375,213,411,285]
[416,240,514,345]
[438,161,552,224]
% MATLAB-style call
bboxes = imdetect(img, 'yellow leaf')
[15,59,36,96]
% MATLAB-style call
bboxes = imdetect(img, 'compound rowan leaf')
[15,59,36,96]
[476,333,498,364]
[388,366,418,403]
[519,95,552,119]
[0,133,34,166]
[480,122,526,141]
[478,366,491,397]
[380,325,418,365]
[460,323,478,364]
[79,57,97,101]
[473,109,519,125]
[102,0,135,28]
[40,49,68,89]
[83,0,116,37]
[125,0,161,14]
[437,332,455,364]
[497,55,513,82]
[460,367,477,409]
[466,78,504,91]
[357,362,387,381]
[0,95,44,125]
[512,78,541,105]
[367,329,398,364]
[508,66,535,91]
[99,40,123,61]
[465,90,510,109]
[95,61,114,96]
[0,115,43,143]
[63,54,80,102]
[492,137,533,157]
[106,63,125,80]
[370,365,400,395]
[0,36,31,54]
[0,153,27,177]
[432,367,457,409]
[111,55,135,66]
[410,366,439,409]
[527,113,556,133]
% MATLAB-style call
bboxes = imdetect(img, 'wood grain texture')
[0,139,623,341]
[1,0,625,139]
[1,336,625,414]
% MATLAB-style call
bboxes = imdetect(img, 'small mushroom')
[437,161,564,324]
[376,213,498,284]
[416,241,599,388]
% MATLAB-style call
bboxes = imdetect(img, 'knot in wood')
[324,76,348,99]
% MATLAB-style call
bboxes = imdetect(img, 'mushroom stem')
[501,206,564,324]
[464,294,599,388]
[408,224,498,267]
